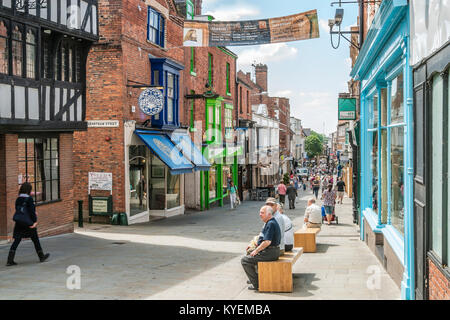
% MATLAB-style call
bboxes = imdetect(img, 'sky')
[202,0,358,136]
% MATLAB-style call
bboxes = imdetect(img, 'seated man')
[303,198,322,228]
[278,203,294,252]
[241,205,281,291]
[265,197,285,255]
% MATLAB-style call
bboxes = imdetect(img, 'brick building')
[73,0,211,224]
[181,11,239,210]
[0,1,98,240]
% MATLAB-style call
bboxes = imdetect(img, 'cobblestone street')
[0,191,400,300]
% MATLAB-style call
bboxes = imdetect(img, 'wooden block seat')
[257,248,303,292]
[294,227,321,253]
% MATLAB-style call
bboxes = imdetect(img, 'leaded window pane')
[0,21,8,74]
[12,25,23,77]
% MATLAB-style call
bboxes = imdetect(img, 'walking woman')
[322,183,337,225]
[6,182,50,266]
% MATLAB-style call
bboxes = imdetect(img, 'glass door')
[129,145,148,216]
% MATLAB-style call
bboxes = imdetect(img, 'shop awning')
[135,130,194,175]
[169,131,211,171]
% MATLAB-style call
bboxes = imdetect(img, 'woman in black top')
[6,182,50,266]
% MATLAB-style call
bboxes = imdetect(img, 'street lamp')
[329,6,360,50]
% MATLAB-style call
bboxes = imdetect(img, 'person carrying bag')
[6,182,50,267]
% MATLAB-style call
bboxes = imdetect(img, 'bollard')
[78,200,83,228]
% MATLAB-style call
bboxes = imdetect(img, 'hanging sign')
[138,88,164,116]
[183,10,320,47]
[338,98,357,120]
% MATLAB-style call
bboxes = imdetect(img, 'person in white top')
[278,203,294,252]
[304,198,322,228]
[265,197,285,254]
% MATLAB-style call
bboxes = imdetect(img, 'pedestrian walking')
[286,181,297,209]
[6,182,50,266]
[229,181,238,210]
[277,181,287,206]
[336,177,346,204]
[322,183,337,225]
[312,176,321,199]
[137,174,146,207]
[321,175,328,195]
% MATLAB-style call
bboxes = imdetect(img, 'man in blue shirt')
[241,205,281,291]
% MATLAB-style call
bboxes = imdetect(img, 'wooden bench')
[257,248,303,292]
[294,227,321,253]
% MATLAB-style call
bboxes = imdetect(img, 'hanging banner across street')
[183,9,320,47]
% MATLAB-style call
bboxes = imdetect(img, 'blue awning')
[135,130,194,175]
[169,131,211,171]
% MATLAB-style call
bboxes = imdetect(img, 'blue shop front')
[350,0,414,299]
[125,56,210,223]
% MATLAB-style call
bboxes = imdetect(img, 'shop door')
[129,146,148,216]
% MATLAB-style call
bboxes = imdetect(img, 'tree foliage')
[310,130,325,144]
[305,135,323,159]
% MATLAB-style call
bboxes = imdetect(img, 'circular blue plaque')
[138,88,164,116]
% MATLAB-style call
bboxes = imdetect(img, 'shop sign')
[183,10,319,47]
[89,195,113,216]
[88,172,112,194]
[87,120,120,128]
[338,98,356,120]
[138,88,164,116]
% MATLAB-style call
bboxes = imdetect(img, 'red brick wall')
[0,134,74,240]
[74,0,186,219]
[428,258,450,300]
[182,47,237,138]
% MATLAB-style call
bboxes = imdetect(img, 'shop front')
[125,125,210,223]
[350,0,414,299]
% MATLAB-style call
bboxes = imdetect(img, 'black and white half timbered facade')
[0,0,98,130]
[0,1,98,241]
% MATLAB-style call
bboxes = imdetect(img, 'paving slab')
[0,189,400,299]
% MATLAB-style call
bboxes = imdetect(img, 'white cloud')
[319,19,330,33]
[274,90,293,97]
[237,43,298,69]
[204,5,260,21]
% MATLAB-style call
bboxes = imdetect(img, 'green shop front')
[200,98,240,210]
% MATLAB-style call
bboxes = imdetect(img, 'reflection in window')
[150,154,165,210]
[431,74,443,257]
[167,170,180,209]
[12,25,22,76]
[26,29,36,79]
[18,137,59,203]
[223,165,231,195]
[391,126,404,234]
[380,88,387,224]
[391,73,404,123]
[209,166,216,199]
[0,21,8,74]
[371,95,378,128]
[371,131,378,211]
[167,73,174,122]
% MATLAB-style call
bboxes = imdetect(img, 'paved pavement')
[0,189,400,300]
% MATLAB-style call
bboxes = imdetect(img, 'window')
[239,87,243,114]
[366,72,406,234]
[186,0,195,20]
[12,24,23,77]
[167,73,174,122]
[0,20,8,74]
[51,41,83,82]
[18,137,60,204]
[25,29,36,79]
[431,73,444,258]
[42,37,51,78]
[147,7,165,47]
[226,63,230,94]
[247,90,249,114]
[224,106,233,139]
[208,53,213,87]
[190,90,195,129]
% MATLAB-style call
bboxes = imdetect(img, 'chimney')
[254,63,268,93]
[194,0,202,15]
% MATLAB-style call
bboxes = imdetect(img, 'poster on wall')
[88,172,113,194]
[183,10,320,47]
